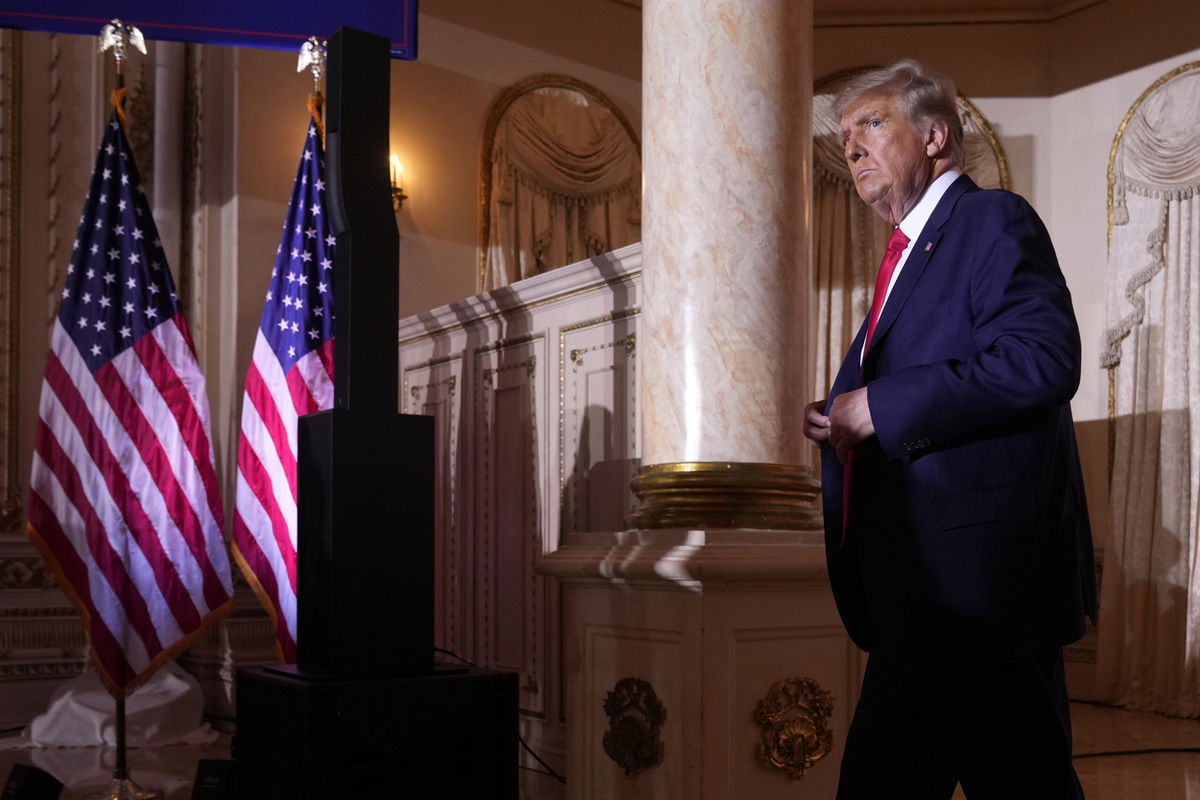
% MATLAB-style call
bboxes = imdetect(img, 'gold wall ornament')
[754,676,835,780]
[602,677,666,777]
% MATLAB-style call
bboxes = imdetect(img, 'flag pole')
[114,694,128,781]
[83,24,163,800]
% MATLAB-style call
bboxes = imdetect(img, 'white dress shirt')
[861,168,963,362]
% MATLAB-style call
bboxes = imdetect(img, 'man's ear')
[925,119,950,159]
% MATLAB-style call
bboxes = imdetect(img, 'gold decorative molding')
[602,677,666,777]
[407,373,456,403]
[956,92,1011,191]
[754,676,835,780]
[627,462,821,530]
[477,73,641,292]
[0,30,22,531]
[474,331,546,354]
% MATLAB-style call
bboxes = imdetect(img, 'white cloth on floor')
[1,661,217,749]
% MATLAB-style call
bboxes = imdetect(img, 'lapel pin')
[924,242,933,252]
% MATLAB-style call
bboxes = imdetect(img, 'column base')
[627,461,821,530]
[540,530,858,799]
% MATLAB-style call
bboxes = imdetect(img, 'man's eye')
[868,119,882,128]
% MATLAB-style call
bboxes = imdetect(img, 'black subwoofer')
[233,665,518,799]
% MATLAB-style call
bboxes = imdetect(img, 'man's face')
[839,91,934,225]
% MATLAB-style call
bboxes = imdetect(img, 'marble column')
[633,0,818,529]
[543,5,857,797]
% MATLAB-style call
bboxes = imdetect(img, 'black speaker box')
[1,764,62,800]
[234,664,518,799]
[296,409,433,674]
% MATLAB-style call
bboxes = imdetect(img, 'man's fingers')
[802,399,831,443]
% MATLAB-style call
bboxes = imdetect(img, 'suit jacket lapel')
[863,174,978,362]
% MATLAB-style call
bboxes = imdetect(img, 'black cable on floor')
[1067,700,1200,759]
[435,646,568,785]
[1073,747,1200,759]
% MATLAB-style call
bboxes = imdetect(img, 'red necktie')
[842,226,910,545]
[864,227,910,351]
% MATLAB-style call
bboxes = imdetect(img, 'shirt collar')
[898,168,962,241]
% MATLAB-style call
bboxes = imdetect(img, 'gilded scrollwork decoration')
[602,677,666,777]
[0,556,58,591]
[754,676,835,780]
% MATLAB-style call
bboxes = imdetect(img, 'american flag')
[232,119,335,663]
[26,112,234,694]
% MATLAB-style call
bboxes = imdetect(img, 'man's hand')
[803,398,830,444]
[828,387,875,464]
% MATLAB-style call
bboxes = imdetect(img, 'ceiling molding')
[608,0,1109,27]
[816,0,1105,27]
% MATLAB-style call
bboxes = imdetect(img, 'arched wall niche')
[1097,60,1200,719]
[477,73,641,292]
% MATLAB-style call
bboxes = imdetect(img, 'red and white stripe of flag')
[232,330,334,663]
[27,315,233,694]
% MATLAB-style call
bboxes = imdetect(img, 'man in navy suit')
[803,59,1096,798]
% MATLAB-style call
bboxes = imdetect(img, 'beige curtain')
[1098,64,1200,718]
[810,86,1008,396]
[482,84,641,291]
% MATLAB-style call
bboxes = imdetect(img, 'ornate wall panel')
[477,336,548,718]
[397,242,643,779]
[403,355,466,659]
[582,622,687,798]
[0,29,21,532]
[559,312,639,534]
[729,621,854,795]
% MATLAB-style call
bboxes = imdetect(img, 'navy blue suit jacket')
[821,174,1097,662]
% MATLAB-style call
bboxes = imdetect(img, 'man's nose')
[844,134,863,161]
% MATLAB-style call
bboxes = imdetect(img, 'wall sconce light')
[390,153,407,211]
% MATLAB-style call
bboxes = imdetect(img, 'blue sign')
[0,0,418,60]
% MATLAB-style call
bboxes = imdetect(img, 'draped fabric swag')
[810,87,1007,396]
[1098,64,1200,718]
[481,82,641,291]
